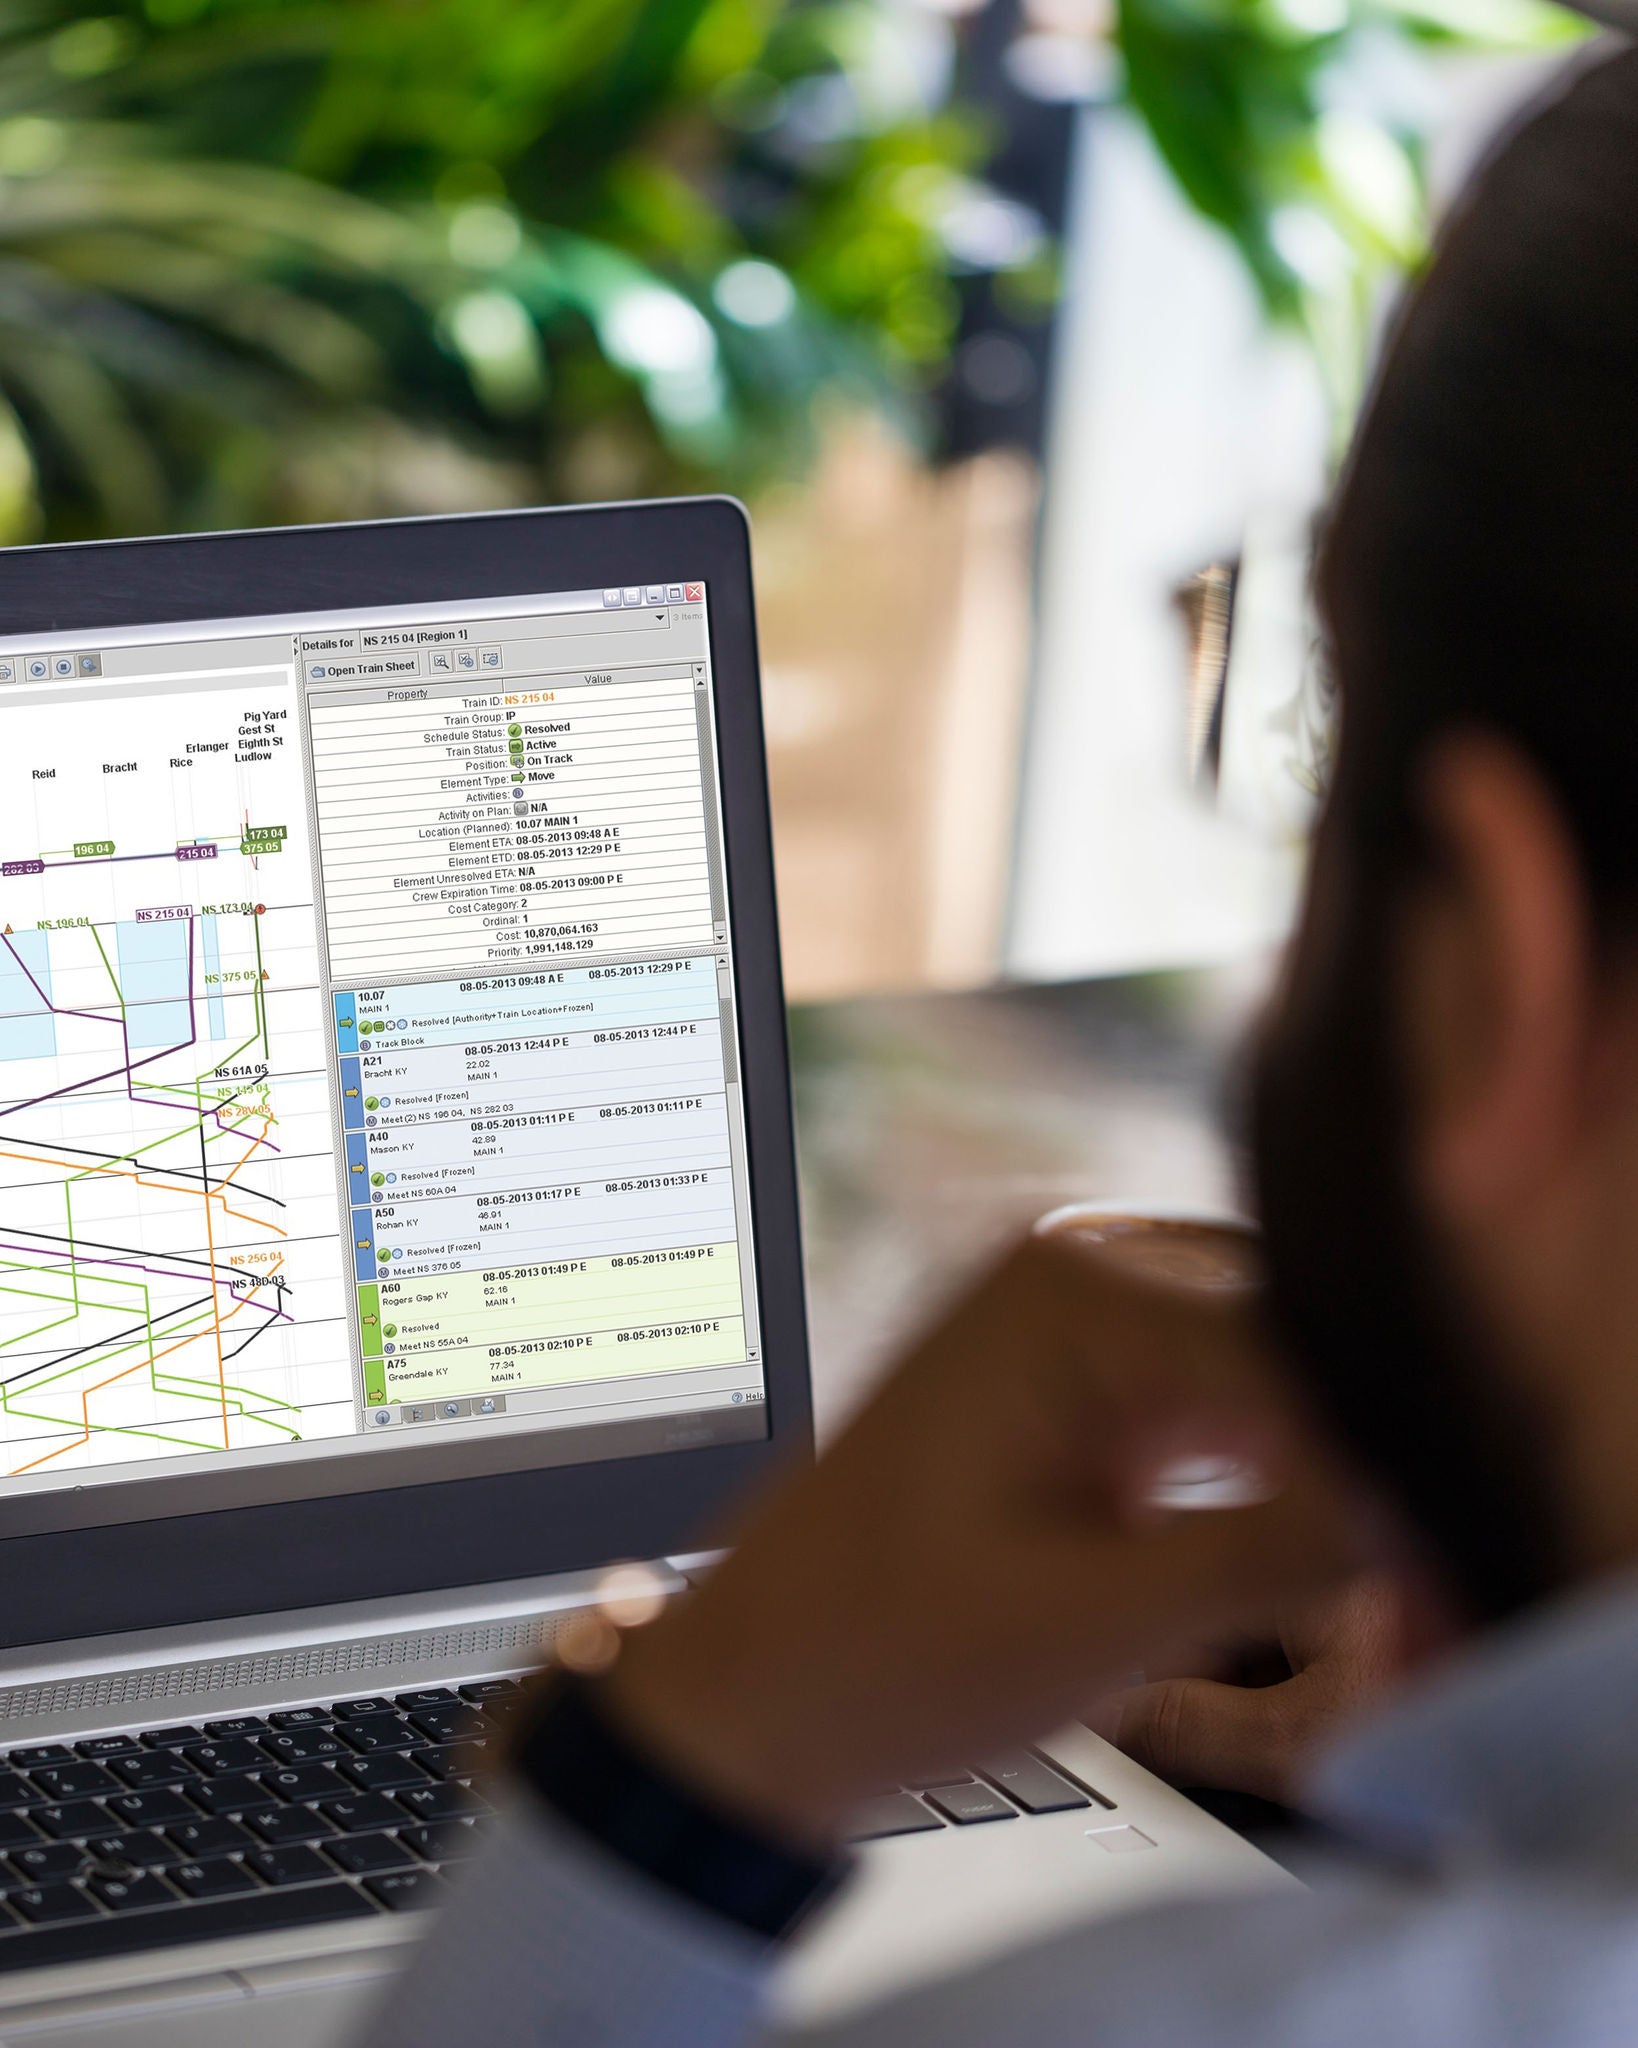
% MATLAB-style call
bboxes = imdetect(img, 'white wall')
[1005,104,1320,982]
[1004,47,1588,986]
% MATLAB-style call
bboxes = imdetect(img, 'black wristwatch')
[512,1668,845,1942]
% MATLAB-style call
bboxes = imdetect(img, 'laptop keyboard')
[0,1684,1109,1975]
[0,1682,523,1974]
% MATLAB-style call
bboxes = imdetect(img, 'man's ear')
[1400,732,1593,1226]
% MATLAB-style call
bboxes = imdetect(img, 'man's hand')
[599,1232,1372,1849]
[1095,1575,1413,1808]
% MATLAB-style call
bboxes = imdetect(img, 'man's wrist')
[512,1666,846,1944]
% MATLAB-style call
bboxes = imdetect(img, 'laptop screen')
[0,580,767,1523]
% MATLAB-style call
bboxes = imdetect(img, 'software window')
[0,582,766,1521]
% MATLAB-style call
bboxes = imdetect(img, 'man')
[364,44,1638,2047]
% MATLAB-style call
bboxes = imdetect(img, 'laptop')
[0,501,1288,2046]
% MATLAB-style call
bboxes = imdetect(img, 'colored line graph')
[0,675,354,1486]
[0,900,303,1473]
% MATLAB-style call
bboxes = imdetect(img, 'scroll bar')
[693,666,728,940]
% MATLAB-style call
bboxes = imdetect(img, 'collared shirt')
[357,1573,1638,2048]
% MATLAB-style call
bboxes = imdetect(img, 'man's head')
[1252,47,1638,1625]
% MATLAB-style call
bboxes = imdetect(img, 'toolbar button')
[25,658,47,680]
[603,588,623,607]
[51,656,74,678]
[77,653,101,676]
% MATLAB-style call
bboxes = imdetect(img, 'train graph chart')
[0,678,350,1481]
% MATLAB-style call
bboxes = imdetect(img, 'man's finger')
[1103,1676,1296,1805]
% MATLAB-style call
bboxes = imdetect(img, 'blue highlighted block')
[339,1056,364,1129]
[351,1209,377,1281]
[333,993,359,1056]
[346,1129,370,1199]
[116,918,193,1052]
[201,916,225,1040]
[0,931,55,1062]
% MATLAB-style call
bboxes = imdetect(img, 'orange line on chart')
[201,1124,230,1446]
[9,1271,275,1476]
[0,1130,288,1244]
[202,1117,279,1446]
[4,1108,289,1470]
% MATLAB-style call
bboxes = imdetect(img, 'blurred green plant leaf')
[1115,0,1589,426]
[0,0,977,537]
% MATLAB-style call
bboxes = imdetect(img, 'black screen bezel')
[0,498,811,1650]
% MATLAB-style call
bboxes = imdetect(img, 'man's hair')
[1250,52,1638,1621]
[1319,45,1638,913]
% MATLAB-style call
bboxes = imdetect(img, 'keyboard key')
[333,1698,395,1720]
[247,1807,335,1847]
[267,1709,332,1732]
[203,1717,268,1740]
[366,1869,443,1913]
[140,1726,204,1751]
[395,1783,486,1826]
[976,1754,1094,1816]
[187,1774,278,1817]
[85,1871,175,1913]
[339,1755,424,1794]
[10,1883,96,1924]
[169,1858,258,1900]
[414,1743,489,1783]
[7,1747,71,1772]
[0,1771,42,1809]
[86,1832,183,1870]
[0,1813,44,1852]
[324,1832,416,1876]
[111,1753,197,1789]
[399,1821,481,1864]
[262,1764,349,1804]
[165,1818,254,1861]
[242,1844,332,1888]
[848,1794,943,1841]
[8,1843,87,1883]
[185,1740,264,1777]
[0,1881,376,1974]
[458,1680,521,1703]
[394,1690,458,1712]
[33,1802,112,1839]
[317,1794,401,1835]
[74,1737,141,1762]
[105,1790,196,1830]
[902,1771,977,1790]
[925,1782,1017,1825]
[259,1730,345,1765]
[29,1763,120,1802]
[406,1709,469,1745]
[338,1716,413,1755]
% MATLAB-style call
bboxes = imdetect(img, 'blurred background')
[0,0,1596,1417]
